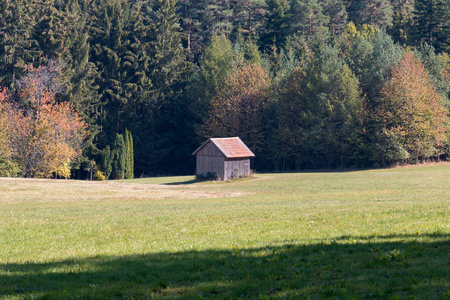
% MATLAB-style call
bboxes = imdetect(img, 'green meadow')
[0,164,449,299]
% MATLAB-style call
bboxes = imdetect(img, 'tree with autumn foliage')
[7,65,87,178]
[0,88,20,176]
[0,89,10,158]
[377,51,448,163]
[200,63,271,157]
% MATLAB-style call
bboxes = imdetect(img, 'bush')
[0,157,20,177]
[93,169,106,181]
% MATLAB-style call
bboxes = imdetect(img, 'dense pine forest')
[0,0,449,179]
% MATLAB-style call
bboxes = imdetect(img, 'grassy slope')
[0,165,449,299]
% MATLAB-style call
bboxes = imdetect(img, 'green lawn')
[0,164,449,299]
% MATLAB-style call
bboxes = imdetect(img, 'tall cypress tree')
[111,133,125,179]
[124,129,134,179]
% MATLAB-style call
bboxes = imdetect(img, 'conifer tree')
[89,0,129,134]
[324,0,348,39]
[314,45,365,167]
[356,0,393,29]
[260,0,289,51]
[288,0,329,50]
[0,0,41,88]
[389,0,415,45]
[100,145,114,179]
[412,0,449,52]
[124,129,134,179]
[111,133,125,179]
[147,0,189,107]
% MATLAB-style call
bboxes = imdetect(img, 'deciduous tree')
[201,63,271,157]
[8,65,87,178]
[378,51,448,162]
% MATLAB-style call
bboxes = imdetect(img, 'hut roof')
[193,137,255,158]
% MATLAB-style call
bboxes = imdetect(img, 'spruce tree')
[89,0,129,134]
[314,45,365,168]
[0,0,41,88]
[389,0,415,46]
[412,0,449,52]
[260,0,289,51]
[147,0,189,107]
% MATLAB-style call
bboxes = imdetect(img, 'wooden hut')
[193,137,255,180]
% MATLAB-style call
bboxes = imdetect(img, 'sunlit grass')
[0,164,449,298]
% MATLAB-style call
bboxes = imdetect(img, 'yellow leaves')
[343,22,377,42]
[54,160,71,179]
[361,24,377,40]
[343,22,359,41]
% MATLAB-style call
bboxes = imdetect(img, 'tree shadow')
[1,233,449,299]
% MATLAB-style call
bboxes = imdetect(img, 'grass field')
[0,164,449,299]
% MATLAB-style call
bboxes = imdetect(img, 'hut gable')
[193,137,255,158]
[193,137,254,180]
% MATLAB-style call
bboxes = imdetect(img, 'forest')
[0,0,449,179]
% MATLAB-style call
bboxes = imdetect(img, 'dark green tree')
[356,0,393,29]
[231,0,267,40]
[323,0,348,39]
[111,133,125,179]
[260,0,289,51]
[0,0,41,88]
[288,0,329,50]
[100,145,114,179]
[412,0,449,52]
[389,0,415,46]
[147,0,190,106]
[124,129,134,179]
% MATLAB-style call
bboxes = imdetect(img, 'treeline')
[0,0,449,178]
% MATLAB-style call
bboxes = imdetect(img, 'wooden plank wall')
[224,158,250,180]
[196,142,225,179]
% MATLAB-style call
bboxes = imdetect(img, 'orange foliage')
[6,65,87,177]
[379,51,448,161]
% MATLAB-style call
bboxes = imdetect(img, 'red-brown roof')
[193,137,255,158]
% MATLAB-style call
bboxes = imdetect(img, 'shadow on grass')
[1,233,449,299]
[163,178,201,185]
